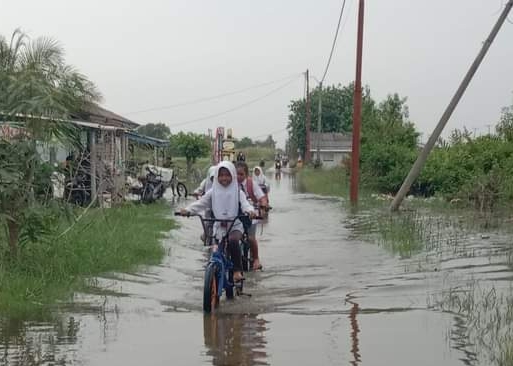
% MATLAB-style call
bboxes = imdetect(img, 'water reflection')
[347,300,361,366]
[450,315,478,366]
[0,316,79,365]
[203,314,269,366]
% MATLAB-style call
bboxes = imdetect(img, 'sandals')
[233,272,245,283]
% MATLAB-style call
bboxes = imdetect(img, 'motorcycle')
[65,172,90,206]
[140,167,166,203]
[275,160,281,171]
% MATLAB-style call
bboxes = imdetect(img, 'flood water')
[1,172,513,365]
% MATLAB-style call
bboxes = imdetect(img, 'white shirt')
[241,178,266,202]
[185,189,254,239]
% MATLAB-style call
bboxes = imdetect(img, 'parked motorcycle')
[140,167,166,203]
[65,172,90,206]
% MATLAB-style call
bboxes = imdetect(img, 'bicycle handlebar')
[174,212,263,221]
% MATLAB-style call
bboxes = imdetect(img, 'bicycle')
[240,206,271,272]
[174,212,259,313]
[170,171,188,197]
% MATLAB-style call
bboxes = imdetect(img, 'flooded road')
[2,172,513,365]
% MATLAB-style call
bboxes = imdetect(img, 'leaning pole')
[390,0,513,211]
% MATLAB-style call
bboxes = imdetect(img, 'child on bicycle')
[235,162,268,271]
[180,161,255,282]
[253,166,270,195]
[192,165,216,199]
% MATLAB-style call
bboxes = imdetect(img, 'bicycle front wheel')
[176,182,188,197]
[203,263,220,313]
[241,239,250,272]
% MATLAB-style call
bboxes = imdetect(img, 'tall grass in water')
[297,167,350,197]
[373,212,427,257]
[431,284,513,366]
[0,203,175,316]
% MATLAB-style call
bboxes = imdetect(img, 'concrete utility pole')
[316,81,323,164]
[390,0,513,211]
[350,0,365,205]
[305,69,312,163]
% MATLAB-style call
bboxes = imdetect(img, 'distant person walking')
[236,151,246,162]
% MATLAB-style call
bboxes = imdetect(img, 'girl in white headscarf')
[181,161,255,282]
[252,166,269,194]
[192,165,217,198]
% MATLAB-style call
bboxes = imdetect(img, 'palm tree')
[0,29,102,255]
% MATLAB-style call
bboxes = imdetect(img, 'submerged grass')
[297,167,350,197]
[296,166,509,258]
[0,202,175,317]
[432,283,513,366]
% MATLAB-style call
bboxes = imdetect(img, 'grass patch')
[296,166,491,257]
[297,167,350,197]
[0,202,175,317]
[431,284,513,366]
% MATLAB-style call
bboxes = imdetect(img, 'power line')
[250,127,288,140]
[125,73,301,115]
[320,0,348,83]
[167,76,300,128]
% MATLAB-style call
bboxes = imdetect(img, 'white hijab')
[211,161,239,220]
[204,165,216,192]
[253,166,266,186]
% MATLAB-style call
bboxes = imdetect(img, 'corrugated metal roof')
[309,132,352,152]
[72,104,139,129]
[126,131,169,147]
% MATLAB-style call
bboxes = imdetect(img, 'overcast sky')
[2,0,512,147]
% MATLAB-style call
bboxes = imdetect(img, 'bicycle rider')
[235,161,268,271]
[179,161,256,282]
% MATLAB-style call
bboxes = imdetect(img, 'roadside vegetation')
[0,30,176,316]
[292,83,513,257]
[0,203,174,317]
[289,83,513,210]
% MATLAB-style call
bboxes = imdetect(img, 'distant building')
[309,132,352,168]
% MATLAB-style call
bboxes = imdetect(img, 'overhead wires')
[320,0,348,83]
[167,75,301,128]
[125,73,301,115]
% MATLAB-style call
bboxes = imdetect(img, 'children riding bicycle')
[235,162,269,271]
[180,161,256,282]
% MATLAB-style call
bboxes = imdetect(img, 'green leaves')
[170,132,210,164]
[137,123,171,140]
[0,29,101,255]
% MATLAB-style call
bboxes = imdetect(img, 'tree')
[287,83,375,157]
[235,136,254,149]
[496,101,513,141]
[0,29,101,256]
[137,123,171,140]
[170,132,210,176]
[287,84,422,193]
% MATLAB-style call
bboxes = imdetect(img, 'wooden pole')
[350,0,365,205]
[89,129,97,204]
[316,81,323,164]
[305,69,311,163]
[390,0,513,211]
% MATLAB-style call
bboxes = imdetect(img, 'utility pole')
[390,0,513,211]
[316,81,323,164]
[350,0,365,205]
[305,69,311,163]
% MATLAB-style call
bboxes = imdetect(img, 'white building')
[309,132,352,168]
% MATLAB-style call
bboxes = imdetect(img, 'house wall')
[309,151,349,168]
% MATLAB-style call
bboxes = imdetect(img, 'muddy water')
[1,173,513,365]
